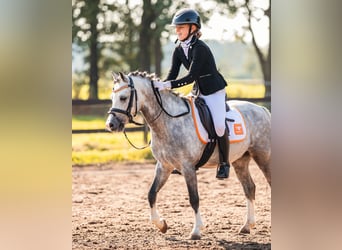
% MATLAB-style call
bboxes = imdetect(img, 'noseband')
[107,76,144,126]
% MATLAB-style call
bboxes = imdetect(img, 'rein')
[123,128,150,150]
[151,80,190,118]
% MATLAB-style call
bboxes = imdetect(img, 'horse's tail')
[262,105,271,117]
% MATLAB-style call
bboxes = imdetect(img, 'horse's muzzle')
[106,114,125,132]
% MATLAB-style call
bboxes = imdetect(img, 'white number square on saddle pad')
[225,109,247,143]
[190,99,247,144]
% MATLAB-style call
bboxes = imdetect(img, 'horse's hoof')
[239,226,251,234]
[159,219,168,233]
[190,234,201,240]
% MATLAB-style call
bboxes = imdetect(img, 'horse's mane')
[128,71,182,97]
[128,71,160,81]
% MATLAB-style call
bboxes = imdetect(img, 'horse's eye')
[120,96,127,102]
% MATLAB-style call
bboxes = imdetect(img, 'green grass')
[72,131,154,165]
[72,115,107,130]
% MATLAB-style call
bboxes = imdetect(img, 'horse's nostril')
[109,123,114,128]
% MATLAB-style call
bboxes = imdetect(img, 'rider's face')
[175,24,193,41]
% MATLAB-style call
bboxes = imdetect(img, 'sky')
[186,11,269,48]
[187,0,269,47]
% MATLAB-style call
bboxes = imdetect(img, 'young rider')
[154,8,230,179]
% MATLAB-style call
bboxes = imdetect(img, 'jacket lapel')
[178,46,190,69]
[188,46,193,62]
[188,36,198,62]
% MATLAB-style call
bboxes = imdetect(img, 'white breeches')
[199,89,226,137]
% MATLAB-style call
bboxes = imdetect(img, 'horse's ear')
[118,72,128,82]
[112,72,119,81]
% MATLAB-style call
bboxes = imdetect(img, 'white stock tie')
[180,36,193,59]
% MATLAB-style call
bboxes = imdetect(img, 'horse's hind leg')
[252,151,271,187]
[148,161,172,233]
[183,167,204,240]
[232,152,256,234]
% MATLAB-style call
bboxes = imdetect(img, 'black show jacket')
[165,36,227,95]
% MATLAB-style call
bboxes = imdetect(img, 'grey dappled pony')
[105,71,271,240]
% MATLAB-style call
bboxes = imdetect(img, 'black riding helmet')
[171,8,201,29]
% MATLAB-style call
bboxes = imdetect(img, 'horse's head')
[105,72,143,132]
[106,71,182,132]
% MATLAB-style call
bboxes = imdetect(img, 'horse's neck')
[131,77,160,127]
[135,80,188,131]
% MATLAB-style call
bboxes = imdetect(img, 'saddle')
[193,97,232,170]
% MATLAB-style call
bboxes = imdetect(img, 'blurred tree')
[105,0,139,73]
[138,0,154,72]
[72,0,118,99]
[138,0,182,75]
[150,1,174,76]
[215,0,271,97]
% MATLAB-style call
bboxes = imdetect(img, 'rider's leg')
[216,128,230,179]
[200,89,230,179]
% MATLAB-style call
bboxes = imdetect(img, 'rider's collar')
[180,36,193,46]
[178,35,198,47]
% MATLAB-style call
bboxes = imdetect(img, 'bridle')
[107,76,144,126]
[107,75,148,149]
[107,75,190,149]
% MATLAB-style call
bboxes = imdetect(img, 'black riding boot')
[216,129,230,179]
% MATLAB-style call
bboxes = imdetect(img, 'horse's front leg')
[183,167,204,240]
[148,161,171,233]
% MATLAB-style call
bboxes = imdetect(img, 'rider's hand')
[154,81,171,91]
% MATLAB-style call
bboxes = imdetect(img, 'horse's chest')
[151,134,202,166]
